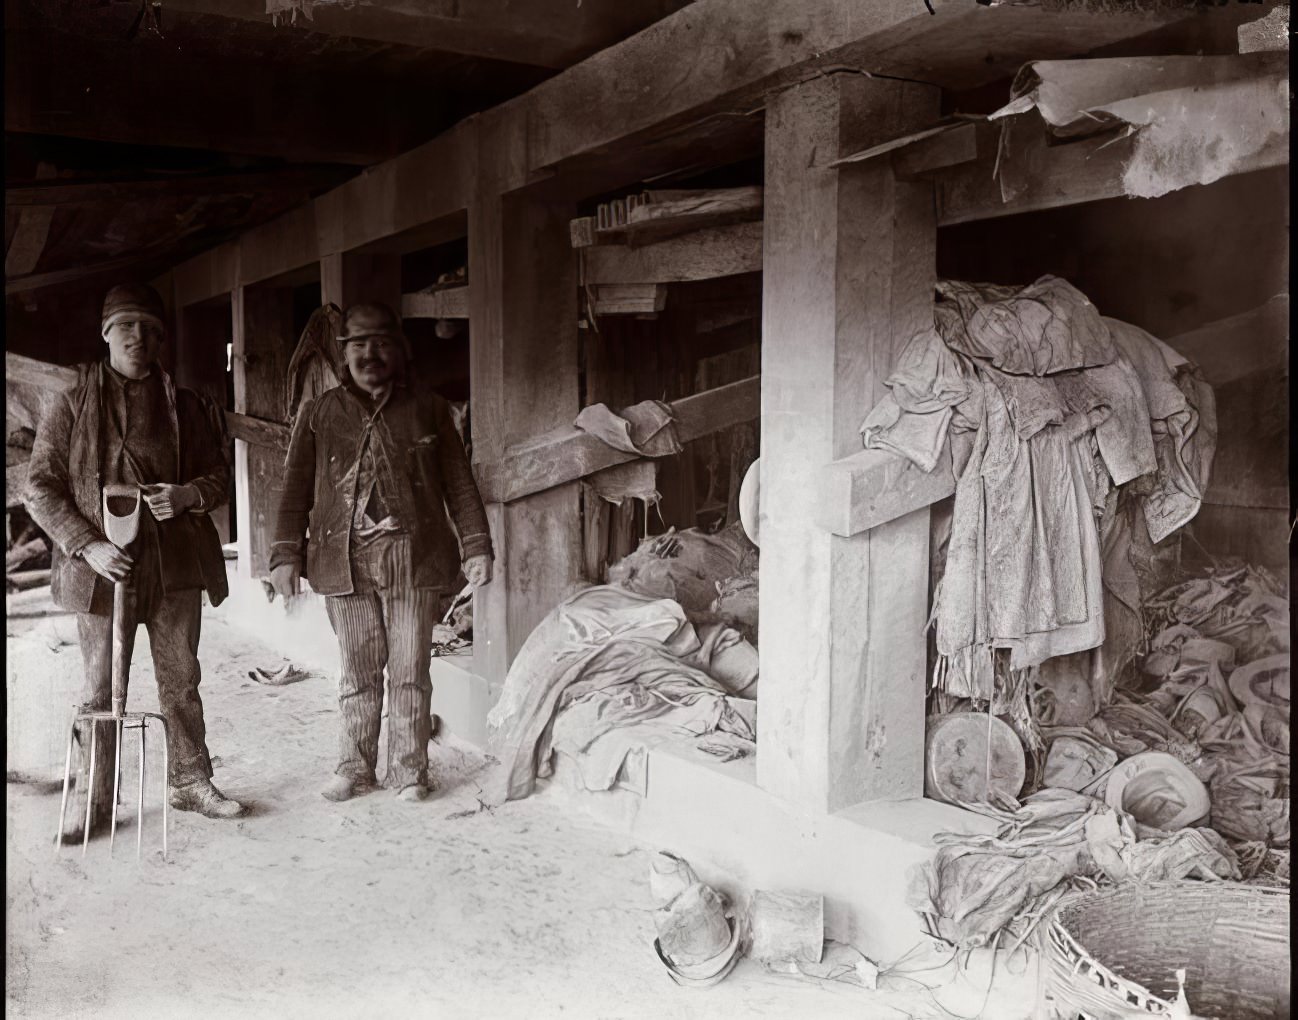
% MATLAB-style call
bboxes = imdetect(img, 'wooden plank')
[226,411,289,452]
[5,23,422,166]
[476,375,760,505]
[589,186,764,245]
[590,284,667,316]
[401,286,471,319]
[816,446,956,538]
[6,253,162,297]
[758,75,937,813]
[939,111,1290,226]
[582,221,763,286]
[5,167,345,208]
[160,0,691,71]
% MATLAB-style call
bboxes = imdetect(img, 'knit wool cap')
[101,283,167,336]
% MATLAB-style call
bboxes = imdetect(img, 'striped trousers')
[324,532,439,790]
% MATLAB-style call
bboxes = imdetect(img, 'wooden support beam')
[938,112,1290,226]
[758,75,938,813]
[401,286,470,319]
[589,284,667,317]
[476,376,760,505]
[469,179,583,688]
[581,221,763,286]
[817,446,956,538]
[226,412,289,452]
[320,251,403,313]
[4,24,443,166]
[4,167,347,208]
[165,0,1200,308]
[159,0,692,71]
[232,286,296,579]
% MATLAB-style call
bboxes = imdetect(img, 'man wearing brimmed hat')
[26,283,246,839]
[270,301,493,803]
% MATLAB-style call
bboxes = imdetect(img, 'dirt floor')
[7,591,1034,1020]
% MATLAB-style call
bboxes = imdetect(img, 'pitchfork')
[55,484,170,860]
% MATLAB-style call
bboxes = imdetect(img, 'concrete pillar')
[468,191,582,687]
[758,74,939,812]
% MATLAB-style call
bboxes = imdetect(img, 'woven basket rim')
[1046,881,1290,1018]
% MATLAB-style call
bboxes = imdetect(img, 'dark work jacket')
[270,379,492,595]
[25,361,231,613]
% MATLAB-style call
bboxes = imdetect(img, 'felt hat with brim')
[337,302,407,344]
[336,301,412,364]
[101,283,167,336]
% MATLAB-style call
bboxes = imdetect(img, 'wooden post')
[176,298,234,545]
[469,190,582,686]
[758,75,938,812]
[232,284,296,579]
[320,252,403,312]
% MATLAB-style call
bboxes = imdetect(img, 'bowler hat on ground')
[101,283,167,336]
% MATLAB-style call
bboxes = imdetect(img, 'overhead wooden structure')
[8,0,1287,908]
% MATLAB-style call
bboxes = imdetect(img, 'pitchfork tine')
[160,723,170,860]
[83,721,97,856]
[137,725,146,861]
[110,719,123,854]
[55,717,76,852]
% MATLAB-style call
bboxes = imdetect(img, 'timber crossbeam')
[475,375,759,504]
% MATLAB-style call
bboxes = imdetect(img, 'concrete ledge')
[547,739,997,964]
[430,654,498,749]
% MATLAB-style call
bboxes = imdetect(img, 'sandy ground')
[7,591,1034,1020]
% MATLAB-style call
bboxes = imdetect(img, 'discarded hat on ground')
[649,851,698,908]
[101,283,166,336]
[653,917,741,988]
[1103,751,1211,831]
[652,880,742,987]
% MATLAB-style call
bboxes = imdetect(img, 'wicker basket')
[1042,881,1290,1019]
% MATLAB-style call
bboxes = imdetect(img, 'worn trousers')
[324,532,438,789]
[74,587,214,807]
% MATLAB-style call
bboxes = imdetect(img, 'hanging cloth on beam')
[283,304,343,425]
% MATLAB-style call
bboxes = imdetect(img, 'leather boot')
[320,774,376,802]
[168,779,246,819]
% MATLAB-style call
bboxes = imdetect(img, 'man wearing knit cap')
[270,301,494,803]
[26,283,245,839]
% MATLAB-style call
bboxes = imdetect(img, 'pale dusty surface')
[7,596,1033,1020]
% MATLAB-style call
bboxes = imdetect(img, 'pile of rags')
[910,788,1240,952]
[861,276,1215,709]
[485,585,757,805]
[609,523,759,643]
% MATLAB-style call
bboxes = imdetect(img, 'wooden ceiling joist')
[159,0,692,71]
[5,167,348,208]
[164,0,1211,308]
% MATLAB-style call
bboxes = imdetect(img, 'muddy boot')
[320,774,375,803]
[169,778,246,819]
